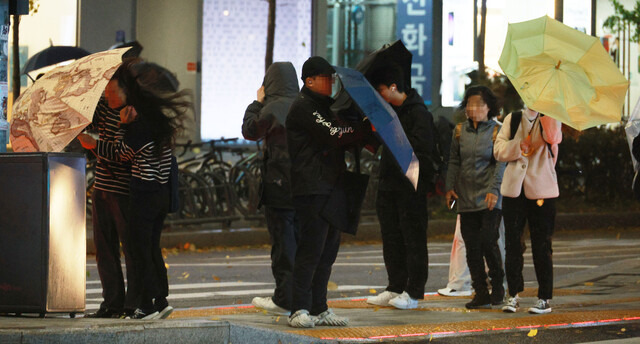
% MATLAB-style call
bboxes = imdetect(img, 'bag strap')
[509,111,522,140]
[455,122,462,142]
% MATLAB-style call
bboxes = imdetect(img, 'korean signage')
[396,0,432,105]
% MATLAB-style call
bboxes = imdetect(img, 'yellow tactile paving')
[286,310,640,340]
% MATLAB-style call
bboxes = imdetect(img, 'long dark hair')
[459,85,499,119]
[112,58,192,153]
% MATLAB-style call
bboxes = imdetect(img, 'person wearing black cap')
[286,56,369,328]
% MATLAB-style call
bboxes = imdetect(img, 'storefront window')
[201,0,311,140]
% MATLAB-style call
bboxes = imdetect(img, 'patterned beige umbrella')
[10,48,129,152]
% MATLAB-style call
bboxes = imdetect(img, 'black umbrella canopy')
[355,40,412,91]
[109,40,143,59]
[21,46,90,75]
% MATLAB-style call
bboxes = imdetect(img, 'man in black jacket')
[365,64,437,310]
[243,62,299,316]
[286,56,368,328]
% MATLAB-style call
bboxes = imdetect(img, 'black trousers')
[502,194,556,300]
[290,195,341,316]
[264,206,298,310]
[460,209,504,295]
[92,189,139,312]
[128,185,170,311]
[376,189,428,300]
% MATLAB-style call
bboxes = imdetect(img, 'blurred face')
[306,74,334,96]
[376,84,393,104]
[105,79,126,109]
[465,95,489,123]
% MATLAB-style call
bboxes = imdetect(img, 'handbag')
[168,155,180,213]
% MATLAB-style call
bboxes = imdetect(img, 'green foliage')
[603,0,640,42]
[556,125,636,208]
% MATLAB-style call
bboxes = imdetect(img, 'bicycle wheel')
[172,170,213,219]
[229,164,260,217]
[198,170,235,217]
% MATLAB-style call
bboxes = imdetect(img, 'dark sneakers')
[491,289,505,306]
[126,308,159,320]
[465,293,491,309]
[84,308,121,318]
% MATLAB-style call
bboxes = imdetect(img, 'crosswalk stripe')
[86,285,385,302]
[86,282,272,294]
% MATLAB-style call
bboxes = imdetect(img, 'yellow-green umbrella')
[499,16,628,131]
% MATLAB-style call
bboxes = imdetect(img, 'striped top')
[90,99,131,195]
[96,115,172,190]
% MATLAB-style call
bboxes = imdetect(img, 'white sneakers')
[437,287,473,297]
[252,296,291,316]
[388,292,419,310]
[366,291,400,306]
[367,291,419,309]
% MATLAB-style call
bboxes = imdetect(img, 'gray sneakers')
[528,299,552,314]
[315,309,348,326]
[502,295,520,313]
[288,310,315,328]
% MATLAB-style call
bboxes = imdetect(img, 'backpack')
[429,116,454,196]
[508,111,554,159]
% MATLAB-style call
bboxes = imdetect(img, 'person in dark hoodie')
[365,64,437,310]
[242,62,299,316]
[286,56,370,328]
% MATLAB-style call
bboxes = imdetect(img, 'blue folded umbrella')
[333,66,419,189]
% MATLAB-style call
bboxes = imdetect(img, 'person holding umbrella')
[493,106,562,314]
[444,85,506,309]
[365,63,437,310]
[78,58,191,319]
[286,56,370,328]
[242,62,299,316]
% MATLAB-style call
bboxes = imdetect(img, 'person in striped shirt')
[82,97,138,319]
[79,58,190,320]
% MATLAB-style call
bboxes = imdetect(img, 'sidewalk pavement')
[5,212,640,343]
[2,257,640,343]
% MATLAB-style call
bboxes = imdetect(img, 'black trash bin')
[0,152,86,317]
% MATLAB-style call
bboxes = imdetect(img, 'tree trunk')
[12,14,20,101]
[478,0,487,80]
[265,0,276,73]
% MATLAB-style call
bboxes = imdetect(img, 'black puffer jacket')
[378,88,437,193]
[242,62,298,208]
[286,86,365,196]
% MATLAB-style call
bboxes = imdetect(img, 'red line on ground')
[545,323,569,327]
[399,332,428,337]
[572,321,596,325]
[516,325,541,329]
[459,329,484,333]
[430,331,456,335]
[598,318,622,323]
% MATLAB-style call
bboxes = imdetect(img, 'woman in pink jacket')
[493,106,562,314]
